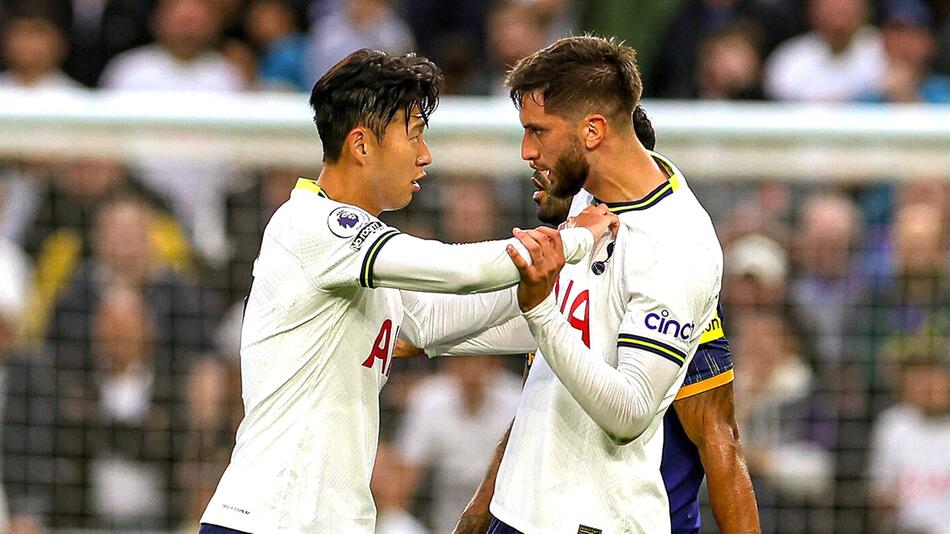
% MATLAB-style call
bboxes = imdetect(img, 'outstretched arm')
[674,383,761,534]
[368,227,594,293]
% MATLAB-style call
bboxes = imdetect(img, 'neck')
[584,138,667,203]
[14,68,52,86]
[317,164,382,215]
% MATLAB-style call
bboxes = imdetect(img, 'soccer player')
[425,36,726,533]
[453,107,759,534]
[198,49,615,533]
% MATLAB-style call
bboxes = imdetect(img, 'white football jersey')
[201,179,594,532]
[488,153,723,533]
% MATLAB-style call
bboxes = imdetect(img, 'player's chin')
[396,189,414,208]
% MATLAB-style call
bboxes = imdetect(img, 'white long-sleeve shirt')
[431,154,723,533]
[200,178,593,533]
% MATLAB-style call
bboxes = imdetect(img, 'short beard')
[536,193,571,225]
[551,137,589,198]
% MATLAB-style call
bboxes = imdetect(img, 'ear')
[580,114,608,150]
[346,127,369,164]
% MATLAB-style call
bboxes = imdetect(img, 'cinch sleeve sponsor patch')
[617,333,687,367]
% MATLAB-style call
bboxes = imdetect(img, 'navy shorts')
[199,524,252,534]
[488,516,524,534]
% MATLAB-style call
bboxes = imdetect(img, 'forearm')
[426,316,537,356]
[400,288,521,349]
[523,295,679,443]
[372,228,593,294]
[700,432,761,533]
[674,385,761,534]
[453,422,512,534]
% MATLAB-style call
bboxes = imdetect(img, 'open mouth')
[531,169,551,202]
[412,172,425,192]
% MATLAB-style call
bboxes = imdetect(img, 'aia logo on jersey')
[645,309,694,340]
[554,278,590,347]
[328,206,367,238]
[362,319,396,377]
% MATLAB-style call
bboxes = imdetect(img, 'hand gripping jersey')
[200,179,594,533]
[429,153,723,533]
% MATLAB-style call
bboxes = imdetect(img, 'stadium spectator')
[651,0,801,98]
[465,0,551,95]
[11,158,191,348]
[722,233,789,312]
[399,0,489,93]
[46,195,220,406]
[0,3,79,91]
[861,0,950,103]
[763,0,886,101]
[245,0,308,91]
[694,21,766,100]
[60,0,155,87]
[790,193,865,365]
[82,283,181,530]
[0,239,34,533]
[396,356,521,533]
[849,201,950,409]
[373,442,429,534]
[732,310,835,533]
[306,0,416,85]
[868,339,950,534]
[439,178,499,243]
[100,0,244,266]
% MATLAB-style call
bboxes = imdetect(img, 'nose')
[521,134,539,162]
[417,139,432,167]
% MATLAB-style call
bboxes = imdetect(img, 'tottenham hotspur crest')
[328,206,367,238]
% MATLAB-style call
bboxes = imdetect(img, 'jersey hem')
[675,369,734,400]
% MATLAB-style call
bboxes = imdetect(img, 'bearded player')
[425,36,726,533]
[448,106,759,533]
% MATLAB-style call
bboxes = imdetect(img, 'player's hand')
[566,204,619,240]
[393,338,425,359]
[507,226,565,312]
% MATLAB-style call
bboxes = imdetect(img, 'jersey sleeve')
[423,315,537,357]
[291,201,593,294]
[521,292,683,444]
[399,288,521,350]
[288,204,402,289]
[370,228,593,294]
[675,304,735,401]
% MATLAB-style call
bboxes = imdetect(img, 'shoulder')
[101,45,165,85]
[770,33,824,62]
[107,44,165,70]
[272,194,388,245]
[406,375,457,411]
[873,404,919,433]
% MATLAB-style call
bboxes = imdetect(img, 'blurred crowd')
[0,0,949,533]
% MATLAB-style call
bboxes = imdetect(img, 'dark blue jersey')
[661,305,734,533]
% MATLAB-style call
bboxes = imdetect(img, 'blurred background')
[0,0,949,532]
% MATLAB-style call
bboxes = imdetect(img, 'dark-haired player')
[424,36,727,532]
[453,107,759,534]
[199,49,614,533]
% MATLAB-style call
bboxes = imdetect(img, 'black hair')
[632,105,655,150]
[309,49,443,163]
